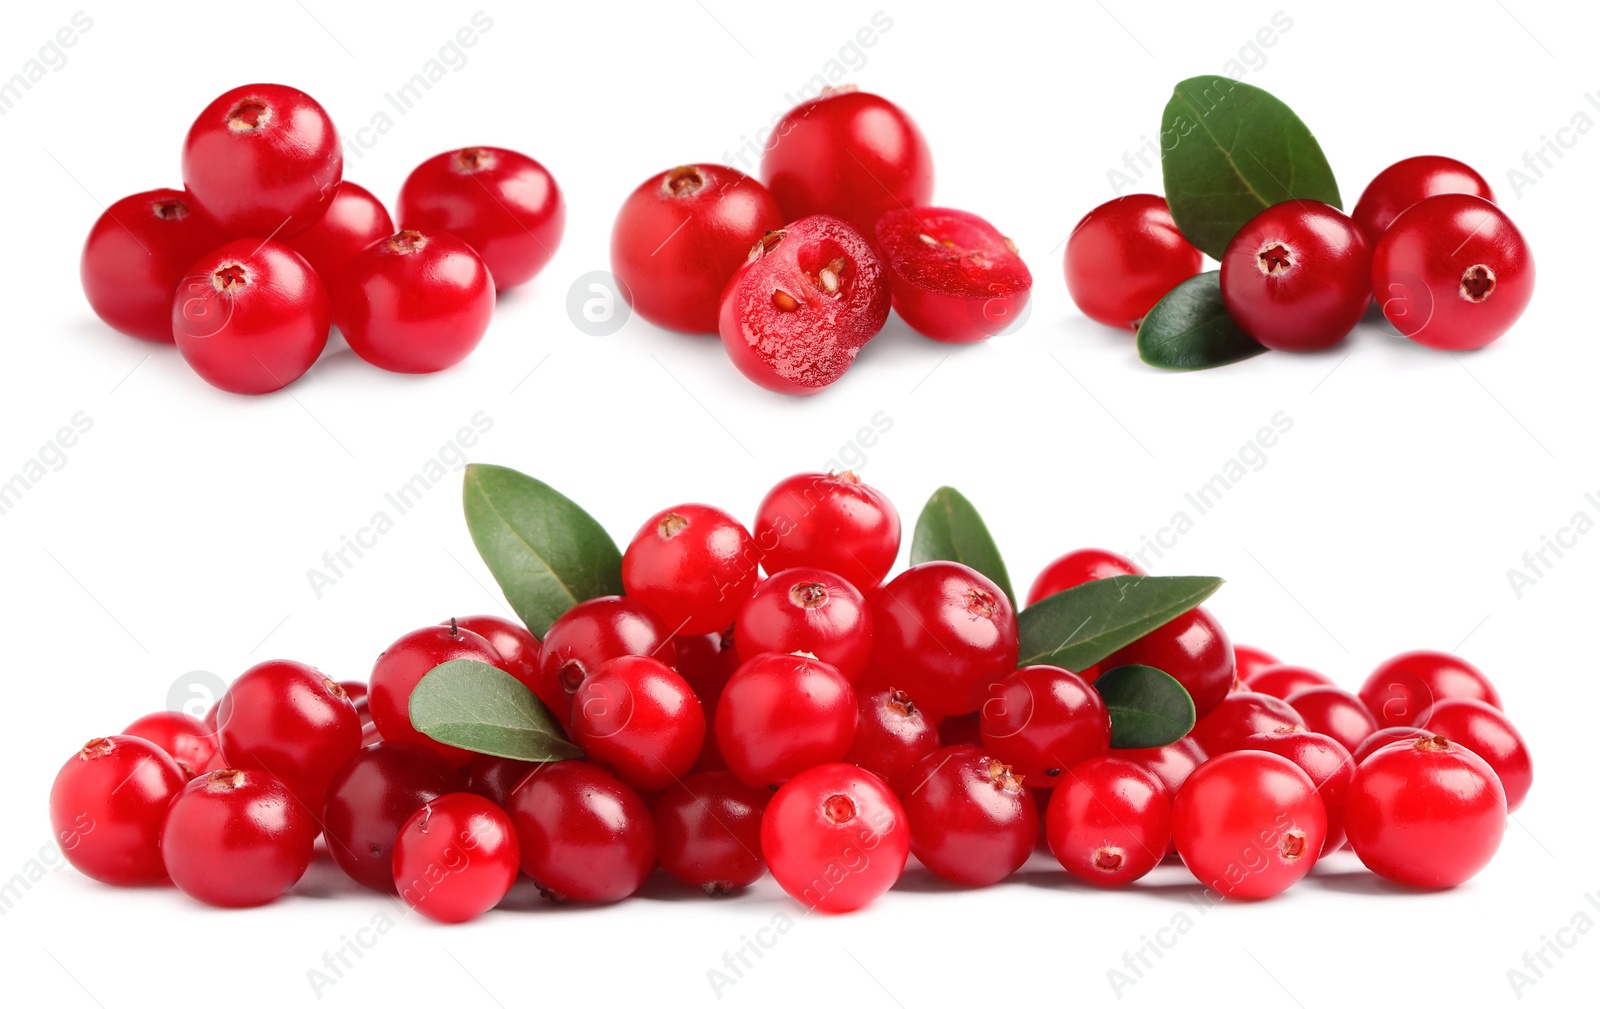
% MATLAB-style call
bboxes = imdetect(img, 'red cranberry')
[979,665,1111,788]
[874,207,1032,342]
[333,230,494,373]
[754,471,900,589]
[506,761,655,902]
[654,771,770,895]
[534,596,677,725]
[1103,607,1234,719]
[50,736,186,886]
[321,742,463,892]
[287,181,393,288]
[81,189,224,342]
[735,567,873,681]
[369,622,505,765]
[868,561,1018,717]
[845,687,940,790]
[161,768,318,907]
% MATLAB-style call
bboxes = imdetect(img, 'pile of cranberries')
[50,472,1530,920]
[610,87,1033,395]
[80,82,564,394]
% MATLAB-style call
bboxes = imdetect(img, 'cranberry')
[463,753,540,807]
[1046,756,1172,886]
[1346,736,1506,889]
[570,655,705,791]
[369,621,506,765]
[50,736,186,886]
[1423,699,1533,811]
[1246,663,1333,700]
[760,87,933,242]
[1220,201,1371,352]
[1352,155,1495,245]
[333,230,494,373]
[1116,736,1205,798]
[454,614,542,695]
[654,771,770,894]
[735,567,873,680]
[506,761,655,902]
[286,181,393,288]
[1358,650,1501,728]
[321,742,462,892]
[1352,726,1432,764]
[1236,729,1356,851]
[534,596,677,724]
[1025,548,1145,606]
[672,630,740,772]
[868,561,1019,717]
[622,504,760,636]
[398,146,563,290]
[171,238,330,394]
[610,164,784,333]
[216,659,362,809]
[1190,691,1302,756]
[120,711,217,779]
[1372,194,1534,350]
[162,768,318,907]
[1065,195,1202,329]
[392,793,520,923]
[761,762,909,913]
[715,653,856,788]
[81,189,225,343]
[1284,686,1378,755]
[979,665,1111,787]
[1172,751,1327,900]
[1103,607,1234,720]
[846,687,940,790]
[899,745,1036,886]
[1232,644,1281,684]
[342,681,371,722]
[754,471,901,589]
[874,207,1032,342]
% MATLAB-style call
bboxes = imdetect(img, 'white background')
[2,1,1596,1006]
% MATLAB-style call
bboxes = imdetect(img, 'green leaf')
[1137,272,1268,371]
[1160,76,1341,258]
[1096,664,1197,748]
[1017,574,1223,671]
[910,487,1015,605]
[409,659,581,761]
[462,464,623,638]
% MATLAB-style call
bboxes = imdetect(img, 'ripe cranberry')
[754,471,901,589]
[1345,736,1506,889]
[535,596,677,724]
[1220,201,1371,352]
[1065,195,1202,329]
[735,567,872,680]
[622,504,759,636]
[900,745,1036,886]
[216,659,362,809]
[1285,686,1378,755]
[611,164,784,333]
[1236,729,1355,851]
[979,665,1111,787]
[1172,751,1327,900]
[171,238,330,394]
[761,762,910,913]
[672,630,740,772]
[1116,736,1205,798]
[654,771,770,894]
[463,753,539,807]
[1233,644,1281,684]
[1104,607,1234,720]
[760,87,932,242]
[1046,757,1172,886]
[1353,726,1432,764]
[570,655,705,791]
[1025,547,1144,606]
[392,793,520,923]
[287,181,393,288]
[120,712,217,779]
[846,687,940,789]
[869,561,1019,717]
[1190,691,1302,756]
[1247,664,1333,700]
[1358,650,1501,728]
[506,761,655,902]
[182,83,340,238]
[162,768,318,907]
[716,653,856,788]
[322,742,462,892]
[874,207,1032,342]
[81,189,225,343]
[370,621,506,764]
[333,230,494,373]
[50,736,186,886]
[1352,155,1495,245]
[342,681,371,720]
[1423,698,1533,811]
[454,614,542,695]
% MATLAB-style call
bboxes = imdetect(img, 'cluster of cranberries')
[80,82,564,394]
[610,86,1033,395]
[50,474,1530,920]
[1068,155,1534,352]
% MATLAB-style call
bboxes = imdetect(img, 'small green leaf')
[409,659,581,762]
[1096,664,1197,748]
[462,464,623,638]
[1160,76,1341,258]
[1017,574,1223,671]
[910,487,1015,605]
[1137,272,1267,371]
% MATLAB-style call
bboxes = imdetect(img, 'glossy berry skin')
[869,561,1019,717]
[719,215,891,395]
[1247,664,1333,700]
[716,653,857,788]
[534,597,677,724]
[1352,155,1494,245]
[370,622,506,764]
[171,238,330,394]
[1359,650,1501,729]
[81,189,225,342]
[754,471,901,589]
[875,207,1032,342]
[761,762,910,913]
[1221,201,1371,352]
[1353,726,1432,764]
[1190,691,1302,757]
[979,665,1111,787]
[900,745,1036,886]
[182,83,341,238]
[622,504,759,636]
[1423,699,1533,811]
[1345,736,1506,889]
[735,567,873,680]
[287,181,393,289]
[333,230,494,373]
[161,768,318,907]
[1047,757,1172,886]
[398,146,564,290]
[322,742,462,892]
[121,712,217,779]
[454,615,542,695]
[50,736,186,886]
[463,754,539,807]
[1236,729,1356,851]
[1026,548,1144,606]
[611,164,784,333]
[761,88,933,243]
[1285,686,1378,755]
[1372,194,1534,350]
[846,687,941,790]
[1104,608,1234,720]
[672,631,741,773]
[1233,645,1281,684]
[654,771,771,894]
[505,761,655,902]
[1172,751,1327,900]
[392,793,520,923]
[1065,195,1202,329]
[570,655,706,792]
[1116,736,1206,799]
[216,659,363,809]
